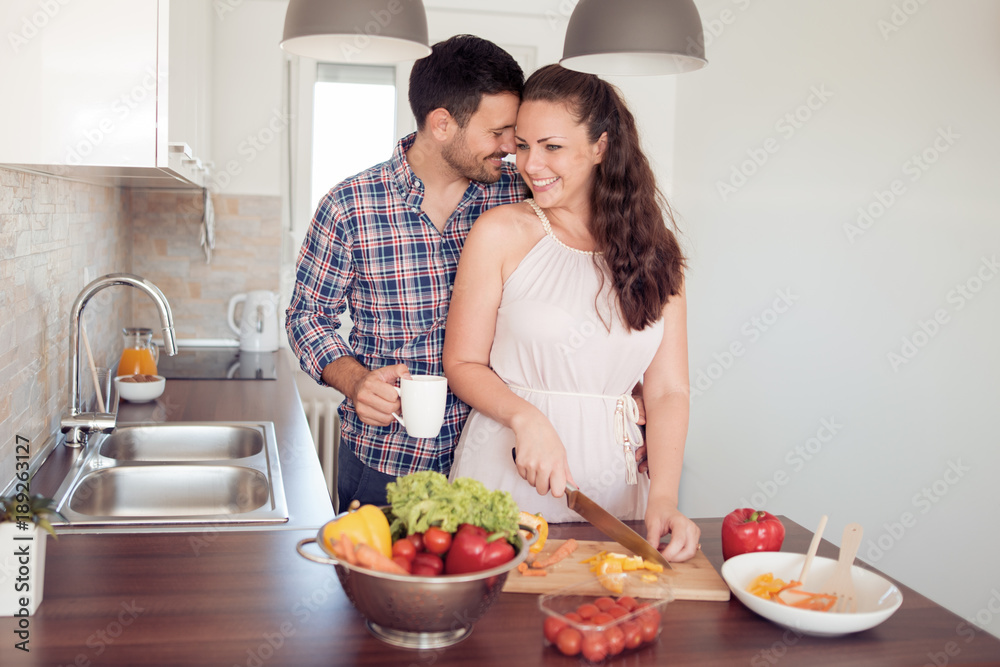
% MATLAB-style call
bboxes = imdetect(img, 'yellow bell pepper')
[321,504,392,558]
[518,511,549,554]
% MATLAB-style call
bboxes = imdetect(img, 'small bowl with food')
[296,471,536,649]
[721,551,903,637]
[114,373,165,403]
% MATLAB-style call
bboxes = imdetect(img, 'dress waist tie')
[506,385,642,485]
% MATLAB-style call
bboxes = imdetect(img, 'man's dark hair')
[409,35,524,130]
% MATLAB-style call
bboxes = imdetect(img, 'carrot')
[354,543,410,574]
[532,538,578,569]
[339,533,358,566]
[518,562,547,576]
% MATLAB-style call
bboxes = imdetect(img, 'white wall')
[675,0,1000,638]
[210,0,287,197]
[201,0,1000,638]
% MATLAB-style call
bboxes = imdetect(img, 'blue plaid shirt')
[286,133,524,476]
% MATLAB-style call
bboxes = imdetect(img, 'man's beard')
[442,130,505,184]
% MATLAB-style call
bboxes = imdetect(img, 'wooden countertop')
[3,519,1000,665]
[3,359,999,664]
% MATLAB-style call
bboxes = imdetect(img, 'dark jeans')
[337,443,397,513]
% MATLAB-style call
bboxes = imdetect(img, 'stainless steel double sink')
[50,422,289,528]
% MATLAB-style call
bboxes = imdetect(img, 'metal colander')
[297,511,535,649]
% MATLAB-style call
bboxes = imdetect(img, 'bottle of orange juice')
[117,327,159,377]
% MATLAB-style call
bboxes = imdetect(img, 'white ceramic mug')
[392,375,448,439]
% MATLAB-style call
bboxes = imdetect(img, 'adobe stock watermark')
[56,600,146,666]
[332,0,413,62]
[7,0,72,54]
[736,417,844,511]
[213,0,243,20]
[64,67,165,166]
[863,459,970,564]
[690,288,799,398]
[682,0,758,60]
[716,85,834,201]
[886,255,997,372]
[210,107,292,193]
[878,0,933,41]
[843,126,959,244]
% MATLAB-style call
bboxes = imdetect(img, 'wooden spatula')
[823,523,864,613]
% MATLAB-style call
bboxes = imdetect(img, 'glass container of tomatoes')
[538,575,672,663]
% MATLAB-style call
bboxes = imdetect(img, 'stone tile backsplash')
[128,190,282,340]
[0,167,132,486]
[0,167,282,488]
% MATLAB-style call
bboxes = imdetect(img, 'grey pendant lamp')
[280,0,431,63]
[561,0,708,76]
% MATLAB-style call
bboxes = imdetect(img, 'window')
[310,63,397,215]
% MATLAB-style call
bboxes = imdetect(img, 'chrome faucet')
[61,273,178,447]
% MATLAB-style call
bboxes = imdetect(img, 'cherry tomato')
[543,616,568,644]
[622,620,643,650]
[640,606,662,626]
[605,625,625,656]
[423,526,453,555]
[411,552,443,575]
[576,603,599,620]
[606,605,629,620]
[581,632,609,662]
[392,538,416,562]
[555,627,582,656]
[591,612,615,626]
[564,612,584,624]
[391,555,412,573]
[406,532,424,553]
[411,564,437,576]
[640,615,659,643]
[594,596,617,612]
[617,595,637,612]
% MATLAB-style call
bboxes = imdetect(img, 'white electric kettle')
[227,291,280,352]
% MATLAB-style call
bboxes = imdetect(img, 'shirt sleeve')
[285,191,356,384]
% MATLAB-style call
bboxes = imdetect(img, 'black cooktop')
[156,347,278,380]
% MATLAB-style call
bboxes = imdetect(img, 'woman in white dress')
[443,65,699,561]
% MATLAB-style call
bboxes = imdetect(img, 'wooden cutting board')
[503,539,731,602]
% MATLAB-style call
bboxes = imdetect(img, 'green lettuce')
[385,471,520,540]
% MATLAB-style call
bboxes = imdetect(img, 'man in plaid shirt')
[286,36,525,510]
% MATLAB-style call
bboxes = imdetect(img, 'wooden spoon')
[776,514,827,604]
[823,522,864,613]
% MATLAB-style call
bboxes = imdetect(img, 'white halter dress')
[449,200,664,521]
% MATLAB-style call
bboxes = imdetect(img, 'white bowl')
[114,375,166,403]
[721,551,903,637]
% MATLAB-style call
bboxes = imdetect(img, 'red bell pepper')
[444,524,515,574]
[721,508,785,560]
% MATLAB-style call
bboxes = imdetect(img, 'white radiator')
[302,398,339,506]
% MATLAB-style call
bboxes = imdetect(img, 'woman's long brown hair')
[522,64,685,331]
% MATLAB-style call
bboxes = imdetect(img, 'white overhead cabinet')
[0,0,212,189]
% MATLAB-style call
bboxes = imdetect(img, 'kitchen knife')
[511,448,670,569]
[565,482,671,570]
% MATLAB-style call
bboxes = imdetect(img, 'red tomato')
[591,612,615,626]
[411,552,443,575]
[391,555,412,573]
[594,596,617,612]
[392,538,416,561]
[640,606,662,626]
[543,616,568,644]
[617,595,637,612]
[411,564,437,576]
[605,625,625,656]
[576,603,599,620]
[581,632,609,662]
[622,620,643,650]
[606,605,629,620]
[640,615,659,643]
[406,532,424,553]
[564,612,584,624]
[422,527,453,555]
[555,627,582,656]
